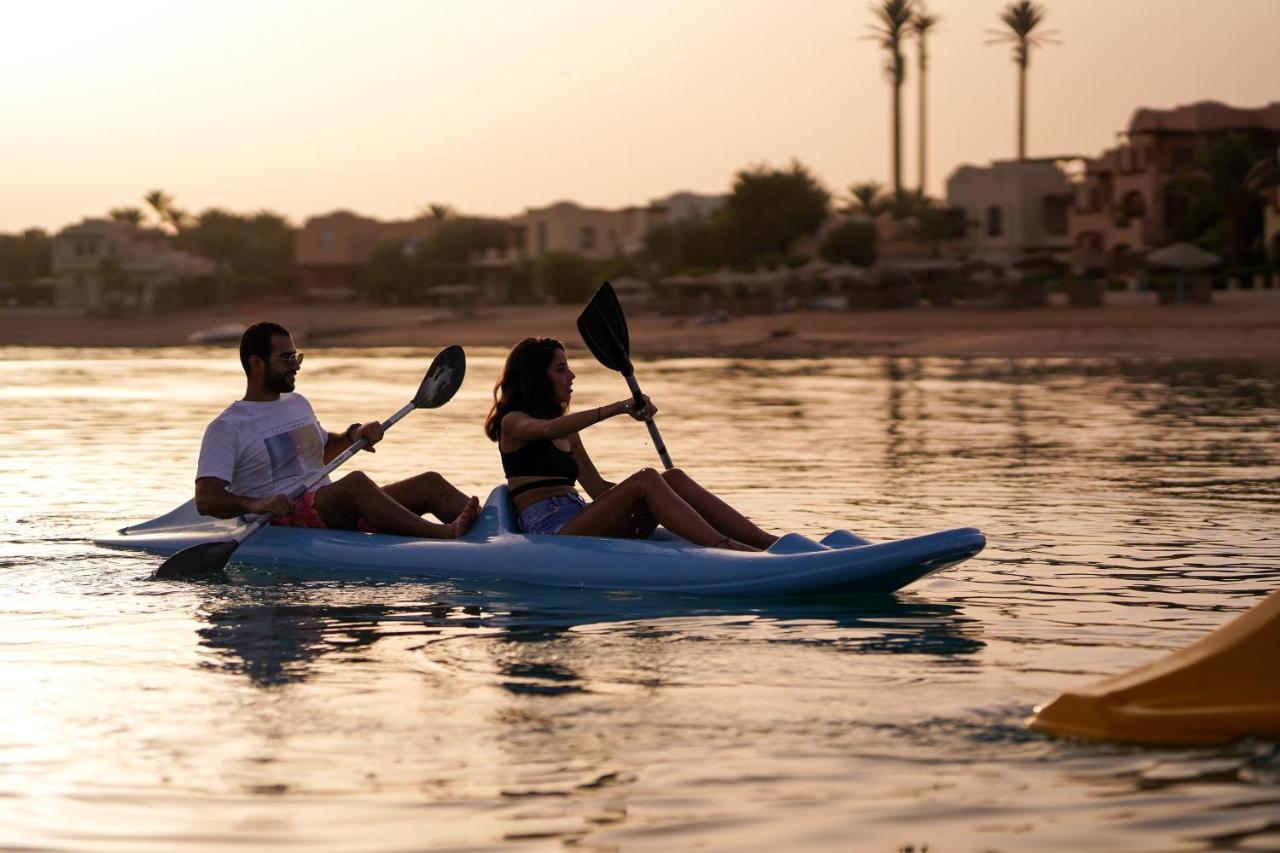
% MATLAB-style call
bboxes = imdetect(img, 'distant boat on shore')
[185,323,246,345]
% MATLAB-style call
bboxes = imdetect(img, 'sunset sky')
[3,0,1278,234]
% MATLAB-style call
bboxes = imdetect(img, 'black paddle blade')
[414,344,466,409]
[152,540,238,579]
[577,281,634,375]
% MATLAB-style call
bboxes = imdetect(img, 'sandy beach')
[3,289,1279,361]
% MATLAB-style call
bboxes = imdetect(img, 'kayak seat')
[479,485,522,537]
[766,532,831,555]
[820,529,872,548]
[478,484,686,543]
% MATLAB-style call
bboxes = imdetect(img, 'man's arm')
[195,477,293,519]
[322,421,384,463]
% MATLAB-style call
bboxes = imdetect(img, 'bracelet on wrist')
[344,422,361,443]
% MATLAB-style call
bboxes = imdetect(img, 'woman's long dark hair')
[485,337,566,441]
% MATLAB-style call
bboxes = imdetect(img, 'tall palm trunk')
[1017,55,1027,160]
[911,10,939,193]
[918,50,927,188]
[892,72,903,195]
[869,0,915,198]
[988,2,1058,162]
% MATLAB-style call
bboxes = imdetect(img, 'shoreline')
[2,289,1279,361]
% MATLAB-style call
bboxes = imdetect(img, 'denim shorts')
[517,492,587,535]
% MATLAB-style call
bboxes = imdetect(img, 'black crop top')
[501,438,580,483]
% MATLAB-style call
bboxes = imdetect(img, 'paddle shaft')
[622,372,673,471]
[230,399,416,545]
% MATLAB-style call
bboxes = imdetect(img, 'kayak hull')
[96,486,986,596]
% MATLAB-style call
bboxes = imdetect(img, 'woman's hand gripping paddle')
[576,281,673,470]
[152,345,467,580]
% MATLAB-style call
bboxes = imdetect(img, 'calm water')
[1,346,1278,852]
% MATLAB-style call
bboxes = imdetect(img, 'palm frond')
[911,9,940,37]
[987,1,1060,66]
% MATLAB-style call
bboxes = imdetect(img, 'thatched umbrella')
[1012,250,1066,272]
[704,268,745,286]
[791,259,837,278]
[976,247,1028,270]
[426,283,479,298]
[1069,245,1109,275]
[822,263,872,284]
[1145,242,1220,305]
[1145,242,1221,270]
[425,283,480,316]
[609,276,651,295]
[1110,244,1152,275]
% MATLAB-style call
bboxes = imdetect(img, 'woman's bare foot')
[445,496,481,538]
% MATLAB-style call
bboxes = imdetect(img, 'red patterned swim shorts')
[270,487,379,533]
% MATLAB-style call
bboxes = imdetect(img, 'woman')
[484,337,777,551]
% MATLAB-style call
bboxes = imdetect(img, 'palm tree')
[846,181,885,216]
[108,207,145,227]
[164,206,191,234]
[419,203,455,220]
[987,1,1059,160]
[867,0,915,196]
[910,7,940,193]
[144,189,174,224]
[1167,134,1280,271]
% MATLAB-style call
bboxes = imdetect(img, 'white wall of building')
[946,161,1074,253]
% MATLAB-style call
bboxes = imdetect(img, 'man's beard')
[264,367,295,394]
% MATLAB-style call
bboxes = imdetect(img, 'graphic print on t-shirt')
[263,422,324,482]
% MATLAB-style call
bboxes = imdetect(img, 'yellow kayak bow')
[1028,588,1280,745]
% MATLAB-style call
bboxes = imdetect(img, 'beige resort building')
[296,211,443,297]
[946,159,1075,256]
[50,219,215,313]
[295,191,725,305]
[1070,100,1280,258]
[510,190,723,262]
[945,101,1280,281]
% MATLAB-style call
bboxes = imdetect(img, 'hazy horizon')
[4,0,1278,234]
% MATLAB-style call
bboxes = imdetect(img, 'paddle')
[576,281,673,470]
[152,345,467,580]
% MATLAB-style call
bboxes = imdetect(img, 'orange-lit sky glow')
[3,0,1278,233]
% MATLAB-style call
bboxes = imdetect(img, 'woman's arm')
[570,433,614,499]
[501,398,642,443]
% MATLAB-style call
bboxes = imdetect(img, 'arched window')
[986,205,1004,237]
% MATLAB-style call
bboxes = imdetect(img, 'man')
[195,321,479,538]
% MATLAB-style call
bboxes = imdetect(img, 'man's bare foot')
[445,496,481,538]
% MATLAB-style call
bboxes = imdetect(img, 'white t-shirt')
[196,393,332,499]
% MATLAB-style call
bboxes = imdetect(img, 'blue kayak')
[96,486,985,596]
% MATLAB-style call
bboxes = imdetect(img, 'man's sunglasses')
[270,351,304,368]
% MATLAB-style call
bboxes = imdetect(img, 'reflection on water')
[195,585,986,691]
[1,348,1278,851]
